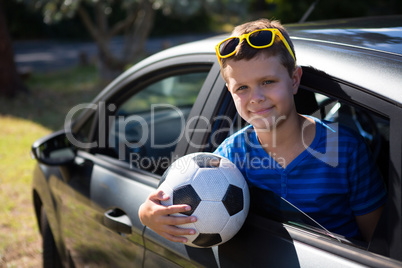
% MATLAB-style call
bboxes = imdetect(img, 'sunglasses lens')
[219,38,240,56]
[249,30,273,47]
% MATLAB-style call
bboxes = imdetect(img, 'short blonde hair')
[221,19,296,78]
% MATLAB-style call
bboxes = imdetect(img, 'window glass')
[119,73,204,114]
[301,90,390,245]
[312,91,390,183]
[108,71,209,175]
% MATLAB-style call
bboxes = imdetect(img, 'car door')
[190,65,402,267]
[139,62,227,268]
[60,55,218,267]
[140,62,402,267]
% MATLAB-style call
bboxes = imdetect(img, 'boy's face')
[223,54,301,130]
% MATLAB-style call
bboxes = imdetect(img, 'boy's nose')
[250,87,265,103]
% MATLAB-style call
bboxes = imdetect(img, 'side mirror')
[31,130,76,166]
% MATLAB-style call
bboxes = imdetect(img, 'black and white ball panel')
[158,152,250,248]
[173,184,201,216]
[192,153,221,168]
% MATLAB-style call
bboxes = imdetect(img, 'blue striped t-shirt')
[214,117,387,238]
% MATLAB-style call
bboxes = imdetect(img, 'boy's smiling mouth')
[249,106,274,115]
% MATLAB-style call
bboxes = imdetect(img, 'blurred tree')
[30,0,157,80]
[0,1,26,98]
[26,0,248,81]
[17,0,400,82]
[260,0,402,24]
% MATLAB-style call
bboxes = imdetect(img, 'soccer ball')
[158,152,250,248]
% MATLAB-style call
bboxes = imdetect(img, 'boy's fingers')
[161,232,188,243]
[166,225,196,236]
[150,190,169,201]
[162,214,197,226]
[160,225,196,243]
[164,204,192,214]
[158,190,170,200]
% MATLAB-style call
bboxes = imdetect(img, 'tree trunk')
[123,0,155,63]
[77,0,155,82]
[0,2,26,98]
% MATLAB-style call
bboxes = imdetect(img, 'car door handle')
[104,209,132,234]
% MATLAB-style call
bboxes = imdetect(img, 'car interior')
[205,78,390,249]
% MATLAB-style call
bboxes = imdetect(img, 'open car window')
[301,90,390,184]
[207,84,390,248]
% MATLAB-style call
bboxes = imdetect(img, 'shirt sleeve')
[213,131,249,179]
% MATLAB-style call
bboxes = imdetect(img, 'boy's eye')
[263,80,274,85]
[236,85,247,91]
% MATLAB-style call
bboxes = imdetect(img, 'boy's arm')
[355,205,384,242]
[138,190,197,243]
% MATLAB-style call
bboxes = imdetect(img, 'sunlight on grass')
[0,116,50,183]
[0,64,101,267]
[0,116,50,265]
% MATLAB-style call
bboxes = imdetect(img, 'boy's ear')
[292,66,303,94]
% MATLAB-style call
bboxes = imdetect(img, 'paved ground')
[13,33,216,73]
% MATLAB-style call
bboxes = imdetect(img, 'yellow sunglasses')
[215,28,296,65]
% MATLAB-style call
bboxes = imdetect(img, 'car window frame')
[300,66,402,260]
[69,108,97,152]
[190,64,402,263]
[86,54,219,177]
[174,61,224,156]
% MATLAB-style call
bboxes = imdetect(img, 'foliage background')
[5,0,402,41]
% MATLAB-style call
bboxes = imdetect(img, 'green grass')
[0,116,48,267]
[0,65,101,267]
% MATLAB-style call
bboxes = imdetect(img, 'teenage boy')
[138,19,386,243]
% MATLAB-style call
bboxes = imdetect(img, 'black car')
[31,16,402,267]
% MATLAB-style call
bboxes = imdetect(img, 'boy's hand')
[138,190,197,243]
